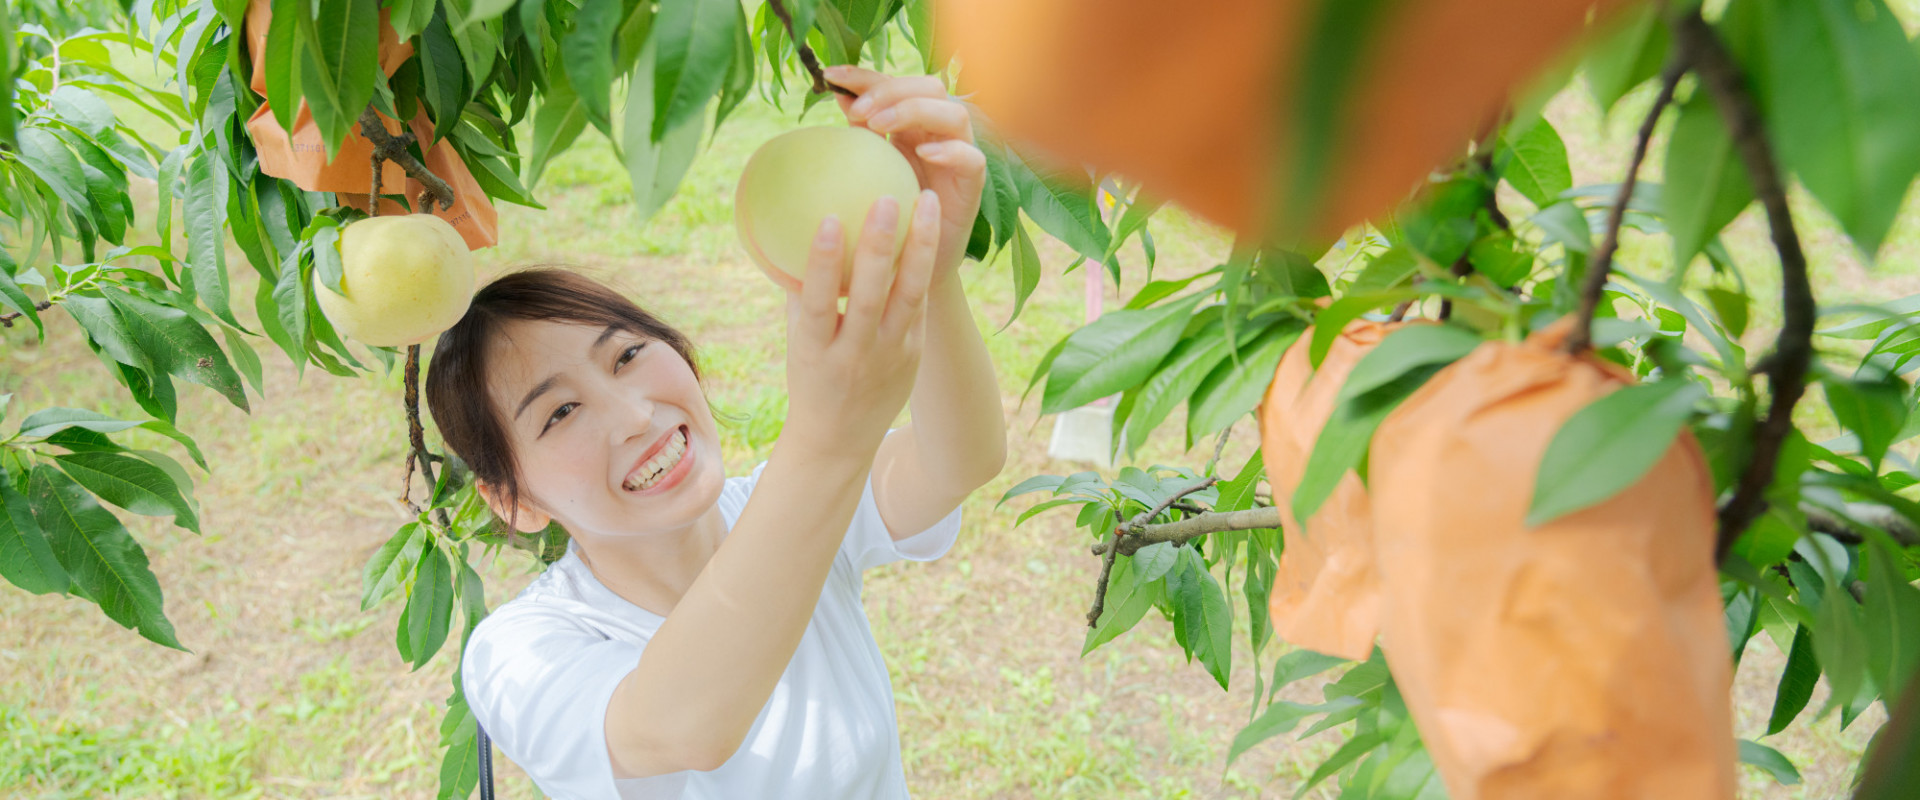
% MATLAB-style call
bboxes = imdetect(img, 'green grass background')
[5,20,1920,797]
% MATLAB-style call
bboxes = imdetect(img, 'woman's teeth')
[626,428,689,492]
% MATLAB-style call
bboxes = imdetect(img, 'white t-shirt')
[461,460,961,800]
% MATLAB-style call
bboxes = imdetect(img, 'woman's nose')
[601,385,657,442]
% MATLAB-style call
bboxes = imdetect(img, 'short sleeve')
[463,609,683,800]
[841,470,962,573]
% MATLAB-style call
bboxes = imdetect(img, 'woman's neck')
[572,504,730,616]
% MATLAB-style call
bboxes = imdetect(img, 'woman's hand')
[779,187,943,460]
[825,66,986,277]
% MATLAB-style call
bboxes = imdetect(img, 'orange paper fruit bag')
[1366,322,1734,800]
[1261,320,1400,661]
[240,0,497,250]
[937,0,1623,240]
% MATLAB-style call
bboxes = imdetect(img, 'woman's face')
[480,319,724,538]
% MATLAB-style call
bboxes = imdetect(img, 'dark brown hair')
[425,267,699,532]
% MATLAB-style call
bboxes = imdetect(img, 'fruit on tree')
[316,214,477,347]
[1260,319,1402,661]
[735,126,921,294]
[1364,319,1733,799]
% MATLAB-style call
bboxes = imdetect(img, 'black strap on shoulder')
[477,724,496,799]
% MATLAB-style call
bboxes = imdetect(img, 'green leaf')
[1864,536,1920,707]
[418,6,470,145]
[362,522,425,611]
[53,451,198,533]
[1737,739,1802,786]
[62,294,152,374]
[28,465,181,649]
[0,258,41,337]
[455,0,517,32]
[1042,295,1204,415]
[1498,118,1573,208]
[1307,291,1419,368]
[1400,175,1489,266]
[1767,624,1820,734]
[221,325,265,402]
[1102,193,1165,266]
[1467,233,1536,287]
[1813,580,1872,718]
[1664,96,1754,270]
[1854,660,1920,800]
[1227,699,1348,768]
[1133,542,1179,582]
[1527,379,1707,527]
[15,128,92,214]
[1295,729,1388,798]
[1186,322,1303,442]
[184,151,239,328]
[437,675,481,799]
[264,0,306,134]
[1581,1,1670,113]
[1723,0,1920,256]
[563,0,622,135]
[1008,153,1110,263]
[1349,246,1420,294]
[527,72,588,189]
[403,542,455,669]
[296,0,382,158]
[1335,324,1482,405]
[1082,553,1163,654]
[1531,199,1592,254]
[1269,648,1351,696]
[1703,286,1750,339]
[624,37,707,221]
[1005,220,1041,326]
[652,0,739,141]
[102,289,249,412]
[1292,365,1438,522]
[16,408,143,439]
[0,477,68,596]
[1822,370,1908,473]
[1169,548,1233,690]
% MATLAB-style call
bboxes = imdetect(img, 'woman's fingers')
[793,215,845,347]
[863,96,972,141]
[882,190,942,340]
[837,195,902,348]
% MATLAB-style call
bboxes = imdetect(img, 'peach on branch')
[316,214,476,347]
[734,126,921,293]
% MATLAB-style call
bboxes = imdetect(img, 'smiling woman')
[411,66,1007,800]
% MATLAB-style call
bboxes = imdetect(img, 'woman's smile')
[623,425,694,494]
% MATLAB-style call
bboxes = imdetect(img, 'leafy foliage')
[4,0,1920,797]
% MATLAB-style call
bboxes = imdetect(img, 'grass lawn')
[3,37,1918,798]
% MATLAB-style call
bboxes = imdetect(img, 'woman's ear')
[475,480,552,533]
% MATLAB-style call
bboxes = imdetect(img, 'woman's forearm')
[904,270,1008,490]
[604,446,869,776]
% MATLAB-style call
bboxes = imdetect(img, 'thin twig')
[1086,511,1123,628]
[1566,62,1685,353]
[1093,507,1286,556]
[1207,424,1234,476]
[1129,477,1218,531]
[0,299,54,327]
[356,107,455,212]
[1802,503,1920,549]
[766,0,857,98]
[1672,12,1816,563]
[1387,300,1414,323]
[404,345,454,531]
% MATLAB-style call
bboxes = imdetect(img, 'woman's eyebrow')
[514,375,561,421]
[513,327,623,420]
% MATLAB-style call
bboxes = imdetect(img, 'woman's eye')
[617,343,644,368]
[544,402,578,431]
